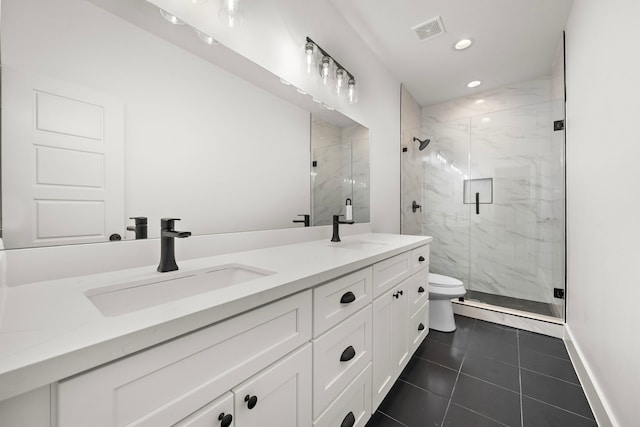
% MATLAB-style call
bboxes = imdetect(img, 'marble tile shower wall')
[401,86,423,236]
[416,78,565,306]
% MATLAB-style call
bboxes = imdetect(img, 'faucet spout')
[331,214,354,242]
[157,218,190,272]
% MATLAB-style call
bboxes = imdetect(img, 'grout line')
[519,366,581,386]
[412,353,461,372]
[452,402,511,427]
[457,372,521,395]
[439,321,473,427]
[465,347,520,368]
[522,395,597,422]
[517,329,524,427]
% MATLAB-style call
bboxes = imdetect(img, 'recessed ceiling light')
[453,38,473,50]
[467,80,482,88]
[475,99,485,104]
[159,9,184,25]
[481,117,491,123]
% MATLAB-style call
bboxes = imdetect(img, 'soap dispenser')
[345,198,353,221]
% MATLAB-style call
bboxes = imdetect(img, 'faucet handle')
[160,217,181,230]
[129,217,147,225]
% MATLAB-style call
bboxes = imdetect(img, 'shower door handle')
[475,192,480,215]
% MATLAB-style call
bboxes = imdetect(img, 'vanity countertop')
[0,233,431,401]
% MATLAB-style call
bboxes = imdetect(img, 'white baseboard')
[564,325,617,427]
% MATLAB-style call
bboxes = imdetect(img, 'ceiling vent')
[412,16,446,41]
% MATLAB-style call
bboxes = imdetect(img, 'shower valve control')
[412,201,422,213]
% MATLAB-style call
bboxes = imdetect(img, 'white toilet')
[428,273,466,332]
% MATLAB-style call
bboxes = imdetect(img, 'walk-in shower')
[401,75,566,321]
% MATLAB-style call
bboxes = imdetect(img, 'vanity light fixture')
[196,31,219,45]
[467,80,482,88]
[159,9,184,25]
[304,37,358,104]
[219,0,243,28]
[453,38,473,50]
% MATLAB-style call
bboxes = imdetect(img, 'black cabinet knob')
[244,394,258,409]
[340,291,356,304]
[418,323,425,331]
[418,286,425,293]
[418,256,425,262]
[340,345,356,362]
[218,413,233,427]
[341,411,356,427]
[398,290,403,295]
[393,292,399,299]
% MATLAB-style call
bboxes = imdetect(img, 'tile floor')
[366,315,597,427]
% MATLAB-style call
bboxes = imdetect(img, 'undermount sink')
[329,240,388,250]
[85,264,274,317]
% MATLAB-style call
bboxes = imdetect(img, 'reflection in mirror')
[311,117,369,226]
[0,0,370,249]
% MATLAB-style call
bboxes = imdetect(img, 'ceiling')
[330,0,574,107]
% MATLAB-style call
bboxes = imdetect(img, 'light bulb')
[347,78,358,104]
[335,68,346,94]
[305,42,316,74]
[320,56,331,86]
[219,0,243,27]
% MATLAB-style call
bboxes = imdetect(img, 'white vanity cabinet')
[57,291,312,427]
[372,245,430,410]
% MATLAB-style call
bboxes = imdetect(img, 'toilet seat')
[429,273,463,288]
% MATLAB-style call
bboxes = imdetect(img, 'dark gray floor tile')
[443,403,506,427]
[467,333,519,365]
[454,314,476,329]
[519,330,569,360]
[378,380,449,427]
[521,369,594,419]
[452,374,521,426]
[427,327,473,350]
[520,347,580,384]
[399,357,458,398]
[473,320,519,346]
[414,338,466,370]
[523,396,598,427]
[461,351,520,392]
[365,411,407,427]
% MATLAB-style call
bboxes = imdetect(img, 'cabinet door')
[233,344,312,427]
[371,282,408,410]
[174,392,234,427]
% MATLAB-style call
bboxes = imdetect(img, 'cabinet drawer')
[409,301,429,356]
[407,269,429,317]
[313,363,372,427]
[58,291,312,427]
[411,245,430,273]
[312,305,372,419]
[313,267,372,337]
[233,344,312,427]
[372,252,411,299]
[174,392,234,427]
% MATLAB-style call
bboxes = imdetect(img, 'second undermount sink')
[85,264,274,317]
[329,240,388,250]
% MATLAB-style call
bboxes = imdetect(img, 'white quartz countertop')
[0,233,430,401]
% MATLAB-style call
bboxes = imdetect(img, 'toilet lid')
[429,273,463,288]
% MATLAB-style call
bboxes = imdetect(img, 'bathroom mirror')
[0,0,370,249]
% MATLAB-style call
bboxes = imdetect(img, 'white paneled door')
[1,66,124,248]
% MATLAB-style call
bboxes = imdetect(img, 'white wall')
[565,0,640,425]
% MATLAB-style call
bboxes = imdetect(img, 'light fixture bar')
[306,37,355,81]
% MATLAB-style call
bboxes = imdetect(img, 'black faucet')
[331,214,354,242]
[293,214,310,227]
[157,218,191,272]
[127,217,148,239]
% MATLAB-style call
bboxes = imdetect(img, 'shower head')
[413,137,431,151]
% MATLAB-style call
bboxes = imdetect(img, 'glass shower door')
[467,101,565,318]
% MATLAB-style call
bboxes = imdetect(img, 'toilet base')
[429,298,457,332]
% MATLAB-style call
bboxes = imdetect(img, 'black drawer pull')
[341,411,356,427]
[418,323,425,331]
[218,413,233,427]
[398,290,403,296]
[418,286,425,293]
[340,291,356,304]
[418,256,425,262]
[244,394,258,409]
[340,345,356,362]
